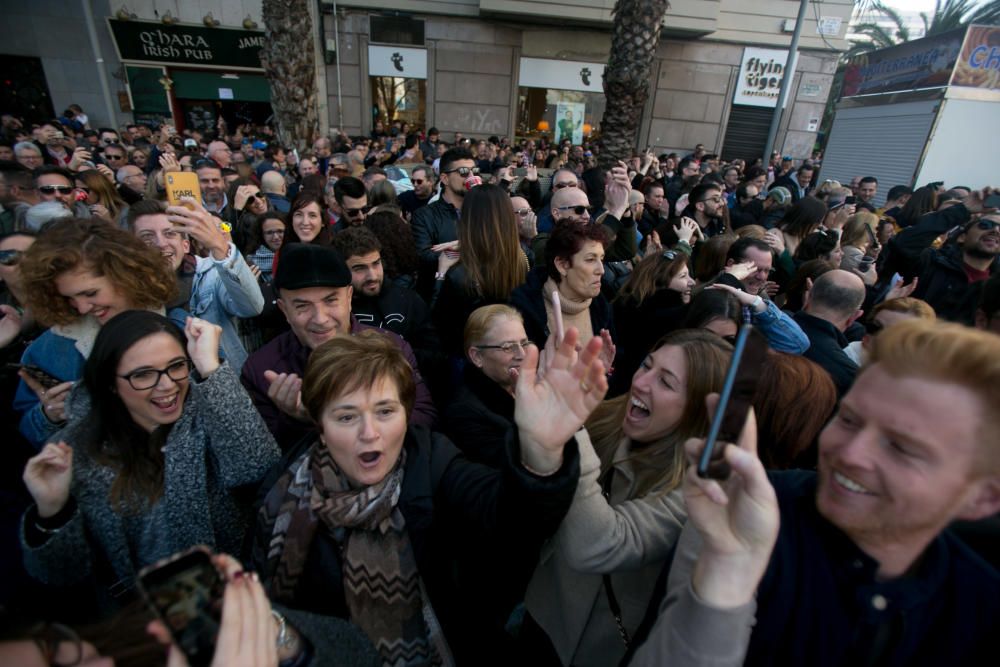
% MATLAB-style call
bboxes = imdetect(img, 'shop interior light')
[203,12,221,27]
[583,123,593,136]
[537,120,550,132]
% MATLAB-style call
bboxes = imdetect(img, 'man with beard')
[397,164,434,217]
[680,182,728,238]
[730,182,761,229]
[411,147,475,296]
[127,199,264,371]
[891,188,999,325]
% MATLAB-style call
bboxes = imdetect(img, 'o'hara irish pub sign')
[107,18,265,71]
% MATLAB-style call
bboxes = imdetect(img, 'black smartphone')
[9,363,64,389]
[858,256,875,272]
[698,326,768,480]
[983,193,1000,209]
[137,546,224,667]
[845,196,856,205]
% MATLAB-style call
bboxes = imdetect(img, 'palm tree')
[261,0,320,150]
[849,0,1000,57]
[596,0,671,169]
[921,0,1000,35]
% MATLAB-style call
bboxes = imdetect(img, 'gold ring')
[580,380,591,393]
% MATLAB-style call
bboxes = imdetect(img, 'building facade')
[0,0,855,160]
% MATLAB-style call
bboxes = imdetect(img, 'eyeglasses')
[344,205,370,218]
[444,166,480,177]
[193,158,220,169]
[119,358,193,390]
[411,178,426,185]
[698,196,723,204]
[975,219,1000,231]
[39,185,73,194]
[475,339,535,355]
[105,153,125,161]
[251,192,267,201]
[102,138,116,144]
[556,205,593,215]
[553,182,577,189]
[0,249,23,266]
[513,207,532,216]
[263,229,285,237]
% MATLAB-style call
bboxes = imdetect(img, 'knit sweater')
[543,278,595,343]
[20,362,281,609]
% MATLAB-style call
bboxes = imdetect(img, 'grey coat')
[20,363,280,603]
[525,430,687,667]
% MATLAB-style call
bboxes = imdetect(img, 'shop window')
[516,87,605,144]
[371,76,426,129]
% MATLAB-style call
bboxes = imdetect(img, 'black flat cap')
[273,243,351,291]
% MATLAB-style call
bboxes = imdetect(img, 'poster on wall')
[841,28,964,97]
[734,48,791,107]
[950,24,1000,90]
[555,102,585,144]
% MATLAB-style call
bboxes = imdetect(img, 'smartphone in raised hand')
[698,326,768,480]
[137,545,224,667]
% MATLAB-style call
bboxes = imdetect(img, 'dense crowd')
[0,108,998,666]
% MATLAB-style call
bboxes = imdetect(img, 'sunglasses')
[344,205,371,217]
[411,178,426,185]
[513,207,532,216]
[556,205,593,215]
[251,192,267,200]
[553,182,577,189]
[0,249,23,266]
[105,154,125,160]
[102,138,116,144]
[445,166,480,177]
[975,219,1000,231]
[263,229,285,237]
[193,158,219,169]
[39,185,73,194]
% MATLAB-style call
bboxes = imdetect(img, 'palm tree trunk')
[261,0,319,150]
[597,0,671,169]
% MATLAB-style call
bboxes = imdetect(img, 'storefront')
[368,45,427,129]
[720,47,792,162]
[106,18,270,132]
[517,57,606,142]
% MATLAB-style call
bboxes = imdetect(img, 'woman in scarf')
[253,325,607,665]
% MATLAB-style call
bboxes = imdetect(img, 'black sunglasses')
[344,205,371,217]
[975,219,1000,231]
[193,158,220,169]
[556,205,593,215]
[445,166,480,177]
[39,185,73,194]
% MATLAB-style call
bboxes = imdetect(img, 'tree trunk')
[261,0,320,151]
[597,0,671,169]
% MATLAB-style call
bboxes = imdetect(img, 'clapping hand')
[263,371,310,422]
[515,327,607,475]
[24,441,74,518]
[604,161,632,219]
[674,217,700,245]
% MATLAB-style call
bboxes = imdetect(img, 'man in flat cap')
[241,243,437,451]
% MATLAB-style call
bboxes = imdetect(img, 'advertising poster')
[734,48,790,108]
[842,28,965,97]
[555,102,585,144]
[950,24,1000,90]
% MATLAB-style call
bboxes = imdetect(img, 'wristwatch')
[271,610,298,654]
[751,295,765,312]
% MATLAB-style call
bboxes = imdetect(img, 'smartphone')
[845,196,856,205]
[551,290,564,343]
[697,326,768,480]
[514,167,527,177]
[53,130,64,140]
[9,363,64,389]
[858,256,875,272]
[137,546,224,667]
[165,172,202,210]
[984,193,1000,209]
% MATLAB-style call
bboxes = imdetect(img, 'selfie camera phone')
[137,546,224,667]
[845,196,856,205]
[698,326,768,480]
[12,363,63,389]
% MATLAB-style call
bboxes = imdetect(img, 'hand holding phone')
[698,326,768,480]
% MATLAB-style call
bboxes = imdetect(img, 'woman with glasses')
[432,184,528,356]
[521,329,732,667]
[74,169,128,227]
[247,212,288,284]
[14,219,184,447]
[20,311,280,612]
[226,178,272,255]
[442,305,533,468]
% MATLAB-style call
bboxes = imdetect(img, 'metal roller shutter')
[721,105,774,163]
[819,99,939,207]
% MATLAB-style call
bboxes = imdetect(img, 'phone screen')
[139,547,224,667]
[698,326,768,479]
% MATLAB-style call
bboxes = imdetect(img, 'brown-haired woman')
[15,218,182,447]
[253,326,608,664]
[753,351,837,469]
[523,329,732,667]
[74,169,128,226]
[432,184,528,355]
[365,209,420,290]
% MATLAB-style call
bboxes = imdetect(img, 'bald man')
[208,140,232,169]
[794,269,867,395]
[551,185,592,225]
[260,169,290,213]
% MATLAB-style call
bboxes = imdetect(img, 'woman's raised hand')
[24,442,74,518]
[515,327,607,474]
[185,317,223,377]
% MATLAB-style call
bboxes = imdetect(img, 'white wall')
[916,97,1000,190]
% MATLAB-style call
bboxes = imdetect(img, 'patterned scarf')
[255,440,453,667]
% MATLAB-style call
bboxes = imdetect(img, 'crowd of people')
[1,108,998,666]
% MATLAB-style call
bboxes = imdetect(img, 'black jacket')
[913,245,998,325]
[509,267,617,349]
[611,289,688,396]
[431,265,510,357]
[793,311,857,397]
[352,281,444,377]
[397,190,431,217]
[441,364,516,469]
[771,173,808,202]
[411,198,461,296]
[882,204,971,281]
[252,426,580,665]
